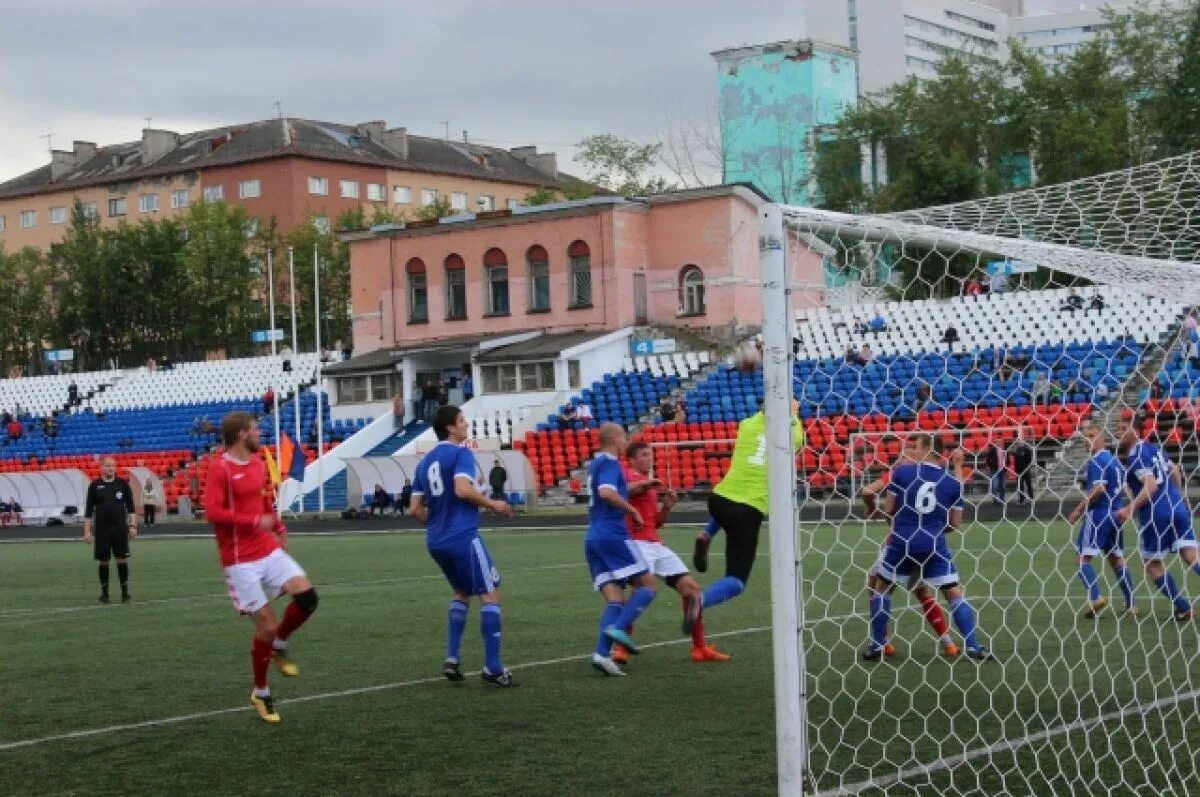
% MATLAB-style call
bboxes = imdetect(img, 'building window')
[81,202,98,219]
[483,248,510,315]
[0,216,5,233]
[506,199,520,211]
[19,210,36,228]
[568,359,581,389]
[568,240,592,307]
[239,179,261,199]
[203,185,224,202]
[526,245,551,312]
[478,195,495,211]
[421,189,438,206]
[338,376,369,403]
[138,194,160,213]
[309,176,329,195]
[406,258,428,323]
[340,180,360,199]
[445,254,467,319]
[312,215,330,233]
[451,192,467,211]
[170,190,189,209]
[108,198,126,217]
[481,361,555,394]
[245,218,259,237]
[394,186,412,204]
[49,206,67,224]
[366,183,386,202]
[679,265,706,316]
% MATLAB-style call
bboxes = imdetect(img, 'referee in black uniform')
[82,456,137,603]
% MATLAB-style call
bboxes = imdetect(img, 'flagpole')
[288,246,302,513]
[313,247,325,515]
[267,250,282,479]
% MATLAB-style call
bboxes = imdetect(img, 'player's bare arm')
[1068,482,1107,525]
[411,494,428,524]
[1117,473,1156,523]
[861,476,888,520]
[598,485,643,529]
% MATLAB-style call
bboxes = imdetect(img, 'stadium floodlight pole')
[267,251,283,478]
[288,246,302,512]
[760,203,809,797]
[314,247,325,515]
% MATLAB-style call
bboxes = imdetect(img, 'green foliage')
[413,196,456,221]
[576,134,672,197]
[522,186,558,206]
[1158,2,1200,155]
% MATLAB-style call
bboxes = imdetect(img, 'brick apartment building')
[0,117,586,250]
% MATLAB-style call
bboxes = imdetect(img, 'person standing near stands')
[82,457,137,603]
[142,478,160,527]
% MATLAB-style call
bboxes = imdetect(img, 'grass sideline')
[2,522,1199,796]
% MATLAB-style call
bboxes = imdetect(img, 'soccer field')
[2,520,1198,796]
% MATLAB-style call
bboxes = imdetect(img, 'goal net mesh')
[771,151,1200,795]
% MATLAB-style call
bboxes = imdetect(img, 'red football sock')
[921,594,949,638]
[251,636,273,689]
[624,623,634,635]
[682,600,707,648]
[276,601,311,642]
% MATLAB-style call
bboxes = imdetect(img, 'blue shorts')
[584,537,648,591]
[1139,506,1198,561]
[876,541,959,589]
[428,535,500,596]
[1077,514,1124,557]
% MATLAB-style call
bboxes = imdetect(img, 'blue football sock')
[446,599,468,661]
[613,587,656,630]
[949,597,980,650]
[1192,561,1200,580]
[595,602,624,657]
[1154,574,1191,614]
[1114,566,1135,609]
[480,603,503,674]
[1077,562,1100,602]
[702,576,745,610]
[704,517,721,540]
[869,591,890,649]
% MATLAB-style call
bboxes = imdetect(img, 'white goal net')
[766,151,1200,795]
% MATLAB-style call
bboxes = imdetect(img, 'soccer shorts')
[224,549,307,614]
[876,542,959,589]
[633,540,689,580]
[707,493,764,584]
[584,537,648,591]
[1077,513,1124,557]
[1138,505,1198,561]
[428,535,501,596]
[869,549,923,590]
[93,526,130,561]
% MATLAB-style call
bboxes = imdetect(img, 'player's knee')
[293,588,318,615]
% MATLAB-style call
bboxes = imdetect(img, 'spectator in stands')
[489,459,508,501]
[576,402,594,424]
[989,272,1007,294]
[280,346,293,373]
[0,498,9,526]
[1087,294,1105,314]
[397,480,413,516]
[1096,381,1110,401]
[159,355,173,371]
[1049,379,1065,405]
[370,484,392,516]
[868,314,887,333]
[914,382,932,413]
[1060,292,1085,314]
[462,368,474,401]
[557,404,577,431]
[1010,433,1036,505]
[262,387,275,416]
[1031,374,1050,407]
[857,344,874,365]
[985,437,1008,505]
[393,394,405,430]
[852,317,867,335]
[142,478,159,527]
[188,470,200,500]
[437,379,449,407]
[321,346,331,363]
[117,436,134,451]
[941,325,960,352]
[43,414,57,438]
[844,345,859,365]
[1,497,21,526]
[0,410,10,427]
[421,379,439,423]
[1186,316,1200,368]
[1149,379,1165,401]
[6,418,22,442]
[145,357,157,372]
[68,380,79,407]
[964,277,982,297]
[660,400,677,422]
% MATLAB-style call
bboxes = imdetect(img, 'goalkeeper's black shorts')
[707,493,764,584]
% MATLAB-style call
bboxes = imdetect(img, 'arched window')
[568,240,591,308]
[445,254,467,319]
[406,258,427,323]
[679,265,706,316]
[484,247,510,315]
[527,245,550,312]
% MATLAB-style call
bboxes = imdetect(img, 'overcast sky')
[0,0,1104,183]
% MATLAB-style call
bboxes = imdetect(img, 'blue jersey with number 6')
[413,442,481,546]
[886,462,963,554]
[1125,441,1185,525]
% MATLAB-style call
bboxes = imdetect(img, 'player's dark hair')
[908,432,935,453]
[626,442,650,460]
[433,405,461,440]
[221,411,255,448]
[930,435,945,455]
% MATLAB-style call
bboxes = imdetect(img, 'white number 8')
[914,482,938,514]
[429,462,444,497]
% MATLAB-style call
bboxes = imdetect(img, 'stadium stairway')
[364,421,429,458]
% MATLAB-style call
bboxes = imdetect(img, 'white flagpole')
[314,247,325,515]
[288,246,302,512]
[267,251,282,476]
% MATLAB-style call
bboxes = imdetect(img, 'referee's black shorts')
[93,526,130,561]
[707,493,764,584]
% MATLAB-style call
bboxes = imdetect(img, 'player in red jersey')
[611,442,730,664]
[204,411,319,723]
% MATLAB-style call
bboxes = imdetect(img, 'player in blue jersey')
[585,422,657,676]
[1066,424,1136,618]
[411,405,517,687]
[1114,417,1197,621]
[863,433,991,662]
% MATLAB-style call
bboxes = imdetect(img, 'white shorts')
[224,549,306,614]
[634,540,689,580]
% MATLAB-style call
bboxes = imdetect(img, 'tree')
[0,246,54,375]
[576,134,672,197]
[659,113,724,189]
[414,196,456,221]
[1159,2,1200,155]
[522,186,558,206]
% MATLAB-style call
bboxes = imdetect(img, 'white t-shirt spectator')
[576,403,594,421]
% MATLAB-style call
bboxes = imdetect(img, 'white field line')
[0,623,776,753]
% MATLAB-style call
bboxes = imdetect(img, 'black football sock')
[117,563,129,595]
[99,563,110,593]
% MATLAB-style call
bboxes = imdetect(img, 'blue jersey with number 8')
[413,441,481,546]
[886,462,963,554]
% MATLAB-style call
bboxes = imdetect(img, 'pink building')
[343,184,828,356]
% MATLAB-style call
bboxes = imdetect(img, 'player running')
[863,433,991,661]
[1066,424,1136,618]
[203,412,319,723]
[1115,417,1197,621]
[611,442,730,665]
[860,443,959,658]
[686,401,804,634]
[585,423,656,676]
[411,405,516,687]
